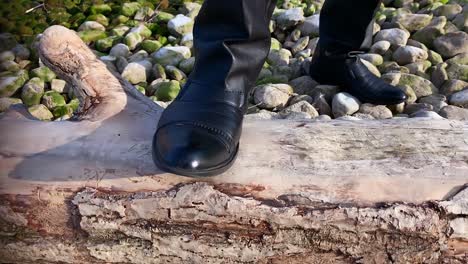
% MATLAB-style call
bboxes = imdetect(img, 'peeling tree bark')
[0,26,467,263]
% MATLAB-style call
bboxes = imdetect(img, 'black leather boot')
[310,0,407,105]
[152,0,276,177]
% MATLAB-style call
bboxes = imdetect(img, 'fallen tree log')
[0,25,467,263]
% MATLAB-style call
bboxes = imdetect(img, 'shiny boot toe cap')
[384,85,407,104]
[153,124,234,175]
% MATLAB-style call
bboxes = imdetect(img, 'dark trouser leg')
[152,0,276,177]
[319,0,381,53]
[190,0,276,101]
[310,0,406,105]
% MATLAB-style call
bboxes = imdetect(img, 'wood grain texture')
[0,26,467,263]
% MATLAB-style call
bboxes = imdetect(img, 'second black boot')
[152,0,276,177]
[310,0,407,105]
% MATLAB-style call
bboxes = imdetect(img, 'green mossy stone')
[68,98,80,111]
[111,25,130,37]
[0,71,13,78]
[165,65,186,81]
[17,25,34,36]
[395,73,438,98]
[121,2,142,17]
[256,75,289,85]
[140,40,163,53]
[134,6,154,21]
[428,50,443,65]
[0,70,29,97]
[158,36,168,45]
[89,4,112,15]
[52,104,74,118]
[95,36,122,52]
[446,63,468,82]
[152,64,167,80]
[69,13,87,28]
[30,66,56,82]
[447,53,468,65]
[42,91,66,110]
[270,38,281,51]
[21,77,44,106]
[398,85,417,104]
[380,7,397,21]
[124,32,143,50]
[152,46,191,66]
[131,25,152,38]
[155,12,175,23]
[0,97,22,112]
[0,33,18,52]
[28,104,53,121]
[0,60,20,72]
[149,95,158,102]
[47,8,72,25]
[179,57,195,74]
[304,4,316,16]
[78,30,108,43]
[154,80,181,101]
[87,14,109,27]
[125,20,139,27]
[147,23,170,36]
[112,15,129,26]
[135,85,146,95]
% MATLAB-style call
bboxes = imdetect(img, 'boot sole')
[152,143,239,178]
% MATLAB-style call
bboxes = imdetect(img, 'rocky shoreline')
[0,0,467,121]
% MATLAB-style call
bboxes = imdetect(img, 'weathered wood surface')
[0,26,467,263]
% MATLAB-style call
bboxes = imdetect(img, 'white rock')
[110,43,130,57]
[78,21,105,32]
[121,62,151,84]
[297,15,320,37]
[336,115,361,121]
[332,92,361,118]
[358,103,393,119]
[282,111,312,120]
[370,41,391,55]
[180,2,202,18]
[433,31,468,58]
[449,89,468,108]
[267,48,291,66]
[374,28,410,47]
[253,84,293,109]
[168,14,194,37]
[316,115,332,121]
[51,79,67,93]
[152,46,191,66]
[0,97,22,112]
[361,59,381,77]
[276,8,305,30]
[12,44,30,60]
[245,110,279,120]
[128,50,149,63]
[392,13,433,32]
[280,101,319,118]
[181,33,193,48]
[410,110,444,119]
[392,46,428,65]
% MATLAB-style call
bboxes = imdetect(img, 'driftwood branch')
[0,26,467,263]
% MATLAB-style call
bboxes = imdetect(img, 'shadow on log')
[0,26,467,263]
